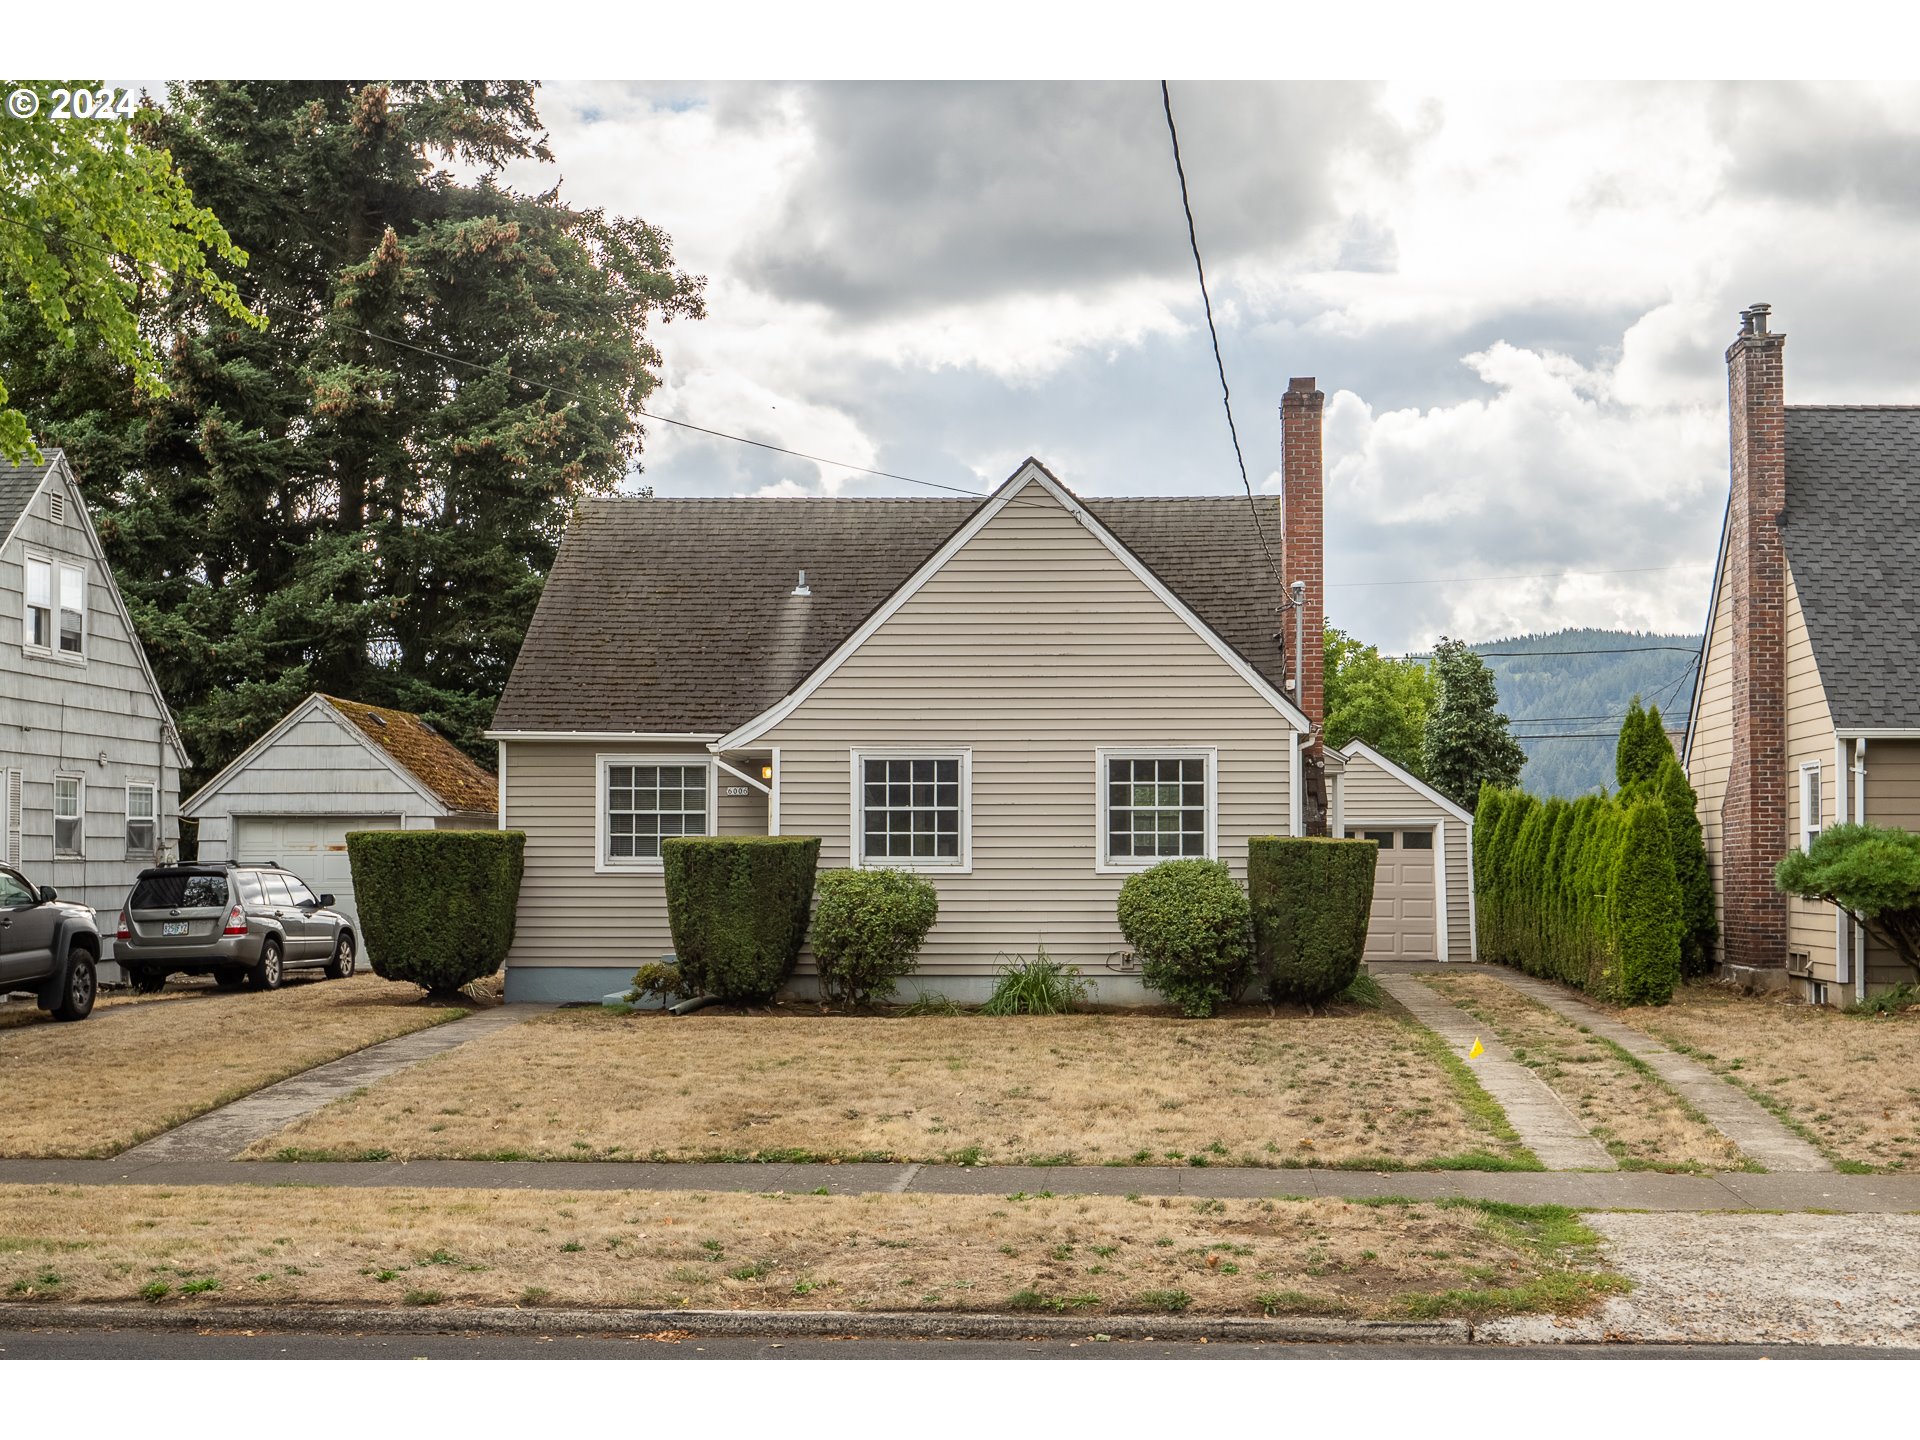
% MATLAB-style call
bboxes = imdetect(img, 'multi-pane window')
[22,558,83,656]
[1801,764,1823,850]
[1105,755,1209,863]
[53,776,82,856]
[860,756,962,863]
[605,763,708,863]
[127,784,156,855]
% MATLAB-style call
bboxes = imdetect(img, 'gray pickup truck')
[0,861,100,1021]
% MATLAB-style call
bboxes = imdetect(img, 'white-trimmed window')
[1096,748,1216,871]
[23,555,84,658]
[597,755,712,869]
[852,750,970,869]
[53,775,82,856]
[1800,762,1823,851]
[127,783,157,855]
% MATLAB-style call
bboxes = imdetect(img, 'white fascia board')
[1682,494,1732,774]
[1337,739,1475,826]
[486,730,723,742]
[1834,728,1920,740]
[713,461,1310,752]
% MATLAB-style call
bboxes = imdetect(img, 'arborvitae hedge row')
[346,829,525,993]
[1473,784,1682,1005]
[662,836,821,1003]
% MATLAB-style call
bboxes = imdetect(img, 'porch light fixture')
[760,764,774,781]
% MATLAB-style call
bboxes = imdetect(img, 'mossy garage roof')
[319,696,498,813]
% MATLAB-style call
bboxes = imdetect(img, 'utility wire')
[1159,80,1287,599]
[1389,644,1703,660]
[1327,561,1711,589]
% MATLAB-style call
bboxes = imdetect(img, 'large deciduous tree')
[6,82,704,776]
[1323,623,1436,778]
[0,80,257,462]
[1421,637,1527,810]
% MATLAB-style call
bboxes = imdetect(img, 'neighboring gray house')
[183,693,498,936]
[1,450,187,945]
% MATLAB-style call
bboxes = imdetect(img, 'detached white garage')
[182,694,498,937]
[1329,740,1476,963]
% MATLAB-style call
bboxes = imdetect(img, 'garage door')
[1351,828,1437,959]
[233,815,397,936]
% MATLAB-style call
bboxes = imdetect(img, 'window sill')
[593,859,667,876]
[853,858,971,875]
[22,645,87,667]
[1094,857,1216,876]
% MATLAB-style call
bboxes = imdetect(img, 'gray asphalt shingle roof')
[492,483,1294,735]
[0,452,56,543]
[1783,407,1920,731]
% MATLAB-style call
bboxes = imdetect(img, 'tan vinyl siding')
[1689,528,1737,943]
[1336,749,1472,961]
[1782,564,1840,980]
[759,478,1295,976]
[503,743,756,969]
[1863,739,1920,988]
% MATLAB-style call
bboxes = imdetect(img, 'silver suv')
[115,862,357,993]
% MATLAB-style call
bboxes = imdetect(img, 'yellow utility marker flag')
[1468,1036,1484,1059]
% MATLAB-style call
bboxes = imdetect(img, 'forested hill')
[1467,629,1704,799]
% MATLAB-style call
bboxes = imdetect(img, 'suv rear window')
[130,873,229,910]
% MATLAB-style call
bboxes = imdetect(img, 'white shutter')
[3,770,21,867]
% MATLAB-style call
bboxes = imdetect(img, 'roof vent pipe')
[792,570,811,597]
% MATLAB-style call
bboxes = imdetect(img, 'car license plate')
[162,922,189,936]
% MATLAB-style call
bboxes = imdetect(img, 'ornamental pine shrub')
[808,867,940,1008]
[1470,785,1681,1005]
[662,836,821,1003]
[1777,823,1920,982]
[1116,859,1255,1017]
[346,830,525,994]
[1248,837,1378,1005]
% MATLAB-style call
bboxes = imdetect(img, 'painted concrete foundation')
[505,964,1163,1007]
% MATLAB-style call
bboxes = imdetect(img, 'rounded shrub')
[1248,836,1377,1005]
[663,836,821,1004]
[809,867,940,1008]
[1116,858,1254,1018]
[346,830,526,994]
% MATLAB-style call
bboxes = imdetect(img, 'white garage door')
[233,815,397,936]
[1352,828,1437,960]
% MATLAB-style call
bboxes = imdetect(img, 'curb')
[2,1303,1471,1345]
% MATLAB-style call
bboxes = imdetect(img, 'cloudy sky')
[483,80,1920,654]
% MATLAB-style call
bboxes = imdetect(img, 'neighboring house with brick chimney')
[487,380,1471,1002]
[1685,304,1920,1005]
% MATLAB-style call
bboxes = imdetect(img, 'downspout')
[1855,737,1868,1001]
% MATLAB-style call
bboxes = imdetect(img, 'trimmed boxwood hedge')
[1116,858,1254,1017]
[662,835,821,1003]
[809,867,940,1008]
[1249,836,1378,1004]
[345,829,526,994]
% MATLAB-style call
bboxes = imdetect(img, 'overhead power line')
[1326,562,1712,589]
[1159,80,1287,599]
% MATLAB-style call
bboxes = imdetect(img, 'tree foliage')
[1777,824,1920,982]
[0,81,258,462]
[3,82,705,776]
[1422,637,1527,810]
[1475,783,1682,1005]
[1324,623,1435,777]
[1248,836,1377,1005]
[1615,696,1676,790]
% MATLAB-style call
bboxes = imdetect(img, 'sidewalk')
[4,1155,1917,1212]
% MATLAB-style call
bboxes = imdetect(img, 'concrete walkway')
[1376,973,1616,1170]
[1466,967,1833,1173]
[114,1003,555,1164]
[2,1155,1917,1212]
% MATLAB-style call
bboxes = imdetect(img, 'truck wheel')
[248,939,283,992]
[325,932,356,980]
[129,969,167,995]
[51,948,97,1022]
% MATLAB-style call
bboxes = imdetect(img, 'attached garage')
[1331,740,1475,962]
[183,695,499,952]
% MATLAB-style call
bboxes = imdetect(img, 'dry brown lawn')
[0,987,197,1031]
[249,1006,1521,1169]
[0,975,464,1159]
[0,1184,1623,1320]
[1421,975,1746,1172]
[1616,984,1920,1172]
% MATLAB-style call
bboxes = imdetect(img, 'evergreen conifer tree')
[1422,637,1528,809]
[1655,756,1718,976]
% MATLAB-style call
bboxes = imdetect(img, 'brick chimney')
[1721,303,1789,973]
[1282,376,1328,834]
